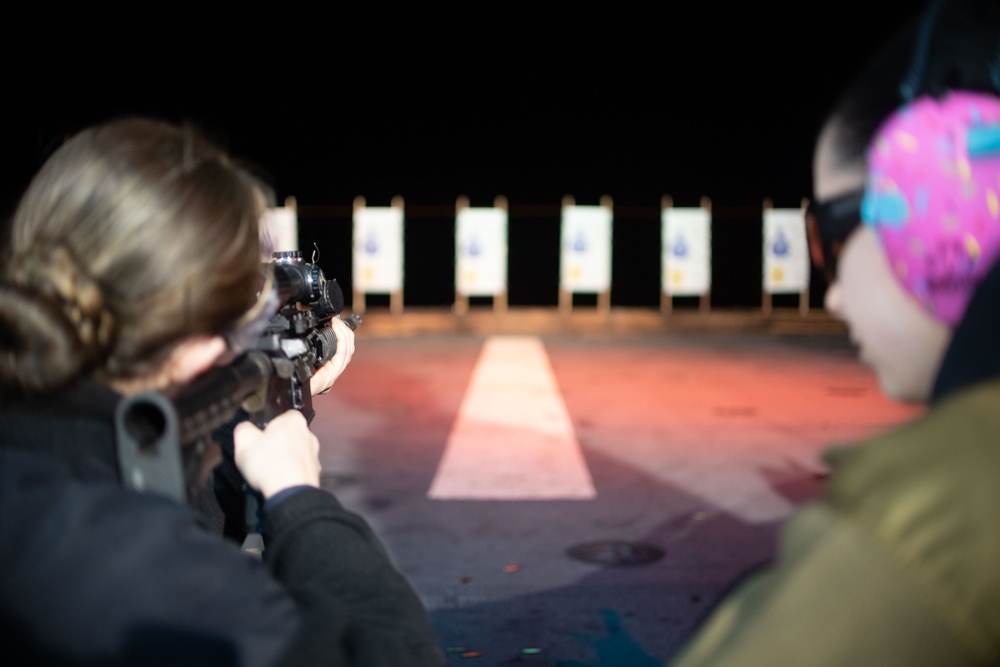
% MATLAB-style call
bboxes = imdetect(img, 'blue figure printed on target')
[463,234,481,258]
[572,230,588,253]
[365,232,379,254]
[771,229,789,257]
[672,233,688,258]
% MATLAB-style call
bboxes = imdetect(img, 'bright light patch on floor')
[428,335,597,500]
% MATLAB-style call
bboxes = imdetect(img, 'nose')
[824,281,844,318]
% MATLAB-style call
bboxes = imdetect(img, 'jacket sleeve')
[670,384,1000,667]
[202,410,253,543]
[0,457,304,667]
[667,501,977,667]
[261,487,446,666]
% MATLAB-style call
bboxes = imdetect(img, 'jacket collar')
[0,380,123,479]
[932,257,1000,403]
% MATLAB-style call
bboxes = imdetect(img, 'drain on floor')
[565,541,665,566]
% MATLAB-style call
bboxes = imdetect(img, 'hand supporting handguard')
[114,249,359,506]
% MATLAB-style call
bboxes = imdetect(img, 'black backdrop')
[0,3,928,309]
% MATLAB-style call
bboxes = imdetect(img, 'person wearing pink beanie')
[818,90,1000,402]
[669,2,1000,665]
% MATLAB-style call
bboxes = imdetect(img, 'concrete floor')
[309,320,921,666]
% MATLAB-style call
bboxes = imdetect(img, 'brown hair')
[0,117,265,395]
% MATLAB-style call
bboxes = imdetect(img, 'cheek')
[835,262,887,331]
[834,230,951,402]
[834,230,895,327]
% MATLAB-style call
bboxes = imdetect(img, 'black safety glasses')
[805,190,865,283]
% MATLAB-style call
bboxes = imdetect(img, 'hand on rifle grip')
[310,315,357,396]
[233,410,321,500]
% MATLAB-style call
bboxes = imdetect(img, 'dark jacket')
[0,381,445,666]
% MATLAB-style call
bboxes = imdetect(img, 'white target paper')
[262,206,298,254]
[762,208,809,293]
[560,205,612,293]
[456,207,508,296]
[353,206,404,293]
[662,207,711,295]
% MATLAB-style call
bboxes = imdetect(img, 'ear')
[166,336,227,385]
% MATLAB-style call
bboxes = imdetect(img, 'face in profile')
[811,124,952,404]
[823,92,1000,403]
[823,227,951,403]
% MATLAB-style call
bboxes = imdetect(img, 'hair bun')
[0,284,85,395]
[8,244,116,353]
[1,244,116,394]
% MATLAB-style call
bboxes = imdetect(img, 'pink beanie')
[863,90,1000,326]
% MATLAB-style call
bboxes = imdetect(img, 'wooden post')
[352,195,366,317]
[762,197,772,317]
[598,194,613,320]
[700,195,712,313]
[660,194,673,316]
[453,195,470,317]
[494,195,509,316]
[559,195,574,318]
[799,196,810,316]
[390,195,404,316]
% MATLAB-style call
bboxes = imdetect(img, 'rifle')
[113,249,359,550]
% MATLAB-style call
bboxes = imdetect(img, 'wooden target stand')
[760,197,810,317]
[660,195,712,316]
[558,194,613,319]
[351,195,405,317]
[453,195,509,317]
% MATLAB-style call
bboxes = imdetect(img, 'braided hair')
[0,117,265,396]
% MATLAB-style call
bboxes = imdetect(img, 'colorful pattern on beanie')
[863,90,1000,326]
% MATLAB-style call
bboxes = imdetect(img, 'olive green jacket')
[670,378,1000,666]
